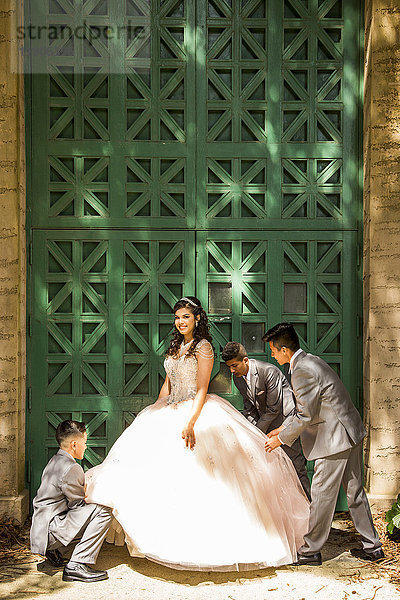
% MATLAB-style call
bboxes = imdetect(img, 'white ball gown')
[85,339,310,571]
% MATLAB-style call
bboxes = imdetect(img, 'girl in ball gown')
[85,296,310,571]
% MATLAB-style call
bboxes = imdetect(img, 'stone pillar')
[363,0,400,510]
[0,0,28,522]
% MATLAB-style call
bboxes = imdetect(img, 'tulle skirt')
[85,394,309,571]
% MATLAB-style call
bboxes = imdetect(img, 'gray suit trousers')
[299,442,381,555]
[282,439,311,501]
[48,503,112,564]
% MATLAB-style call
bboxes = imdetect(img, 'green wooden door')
[26,0,362,503]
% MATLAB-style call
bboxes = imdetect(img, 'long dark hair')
[166,296,213,359]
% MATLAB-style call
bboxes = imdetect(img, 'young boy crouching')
[30,420,112,582]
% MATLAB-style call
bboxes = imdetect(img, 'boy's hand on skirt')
[265,435,282,453]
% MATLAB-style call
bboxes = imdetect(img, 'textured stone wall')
[0,0,28,522]
[364,0,400,509]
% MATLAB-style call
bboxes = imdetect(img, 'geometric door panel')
[204,158,268,222]
[197,228,359,511]
[282,0,344,144]
[197,230,359,412]
[196,0,269,230]
[281,233,358,395]
[196,232,269,409]
[29,230,195,494]
[196,0,357,232]
[27,0,362,509]
[282,159,342,220]
[30,0,196,230]
[44,152,194,227]
[46,238,109,398]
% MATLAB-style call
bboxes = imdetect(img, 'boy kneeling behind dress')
[30,420,112,583]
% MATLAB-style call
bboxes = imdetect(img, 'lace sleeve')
[195,339,214,360]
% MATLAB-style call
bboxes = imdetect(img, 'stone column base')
[0,489,29,524]
[367,493,396,513]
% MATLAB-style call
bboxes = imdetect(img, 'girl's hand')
[182,424,196,450]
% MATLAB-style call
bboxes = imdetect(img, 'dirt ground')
[0,514,399,600]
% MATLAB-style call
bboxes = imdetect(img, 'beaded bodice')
[164,339,214,405]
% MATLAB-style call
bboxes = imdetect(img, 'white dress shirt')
[289,348,303,373]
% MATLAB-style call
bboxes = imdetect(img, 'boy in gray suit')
[263,323,383,565]
[222,341,311,500]
[30,420,112,582]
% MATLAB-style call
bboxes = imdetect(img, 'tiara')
[180,297,199,308]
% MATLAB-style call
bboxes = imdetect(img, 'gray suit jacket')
[279,351,366,460]
[30,449,94,555]
[234,359,295,434]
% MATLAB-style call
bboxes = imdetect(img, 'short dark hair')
[56,420,86,446]
[262,322,300,352]
[221,341,247,362]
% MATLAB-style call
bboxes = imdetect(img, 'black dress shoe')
[62,562,108,582]
[292,552,322,566]
[45,549,64,567]
[350,547,385,562]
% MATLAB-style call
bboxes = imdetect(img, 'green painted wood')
[196,229,358,393]
[29,230,195,494]
[29,0,197,230]
[26,0,363,512]
[195,0,357,232]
